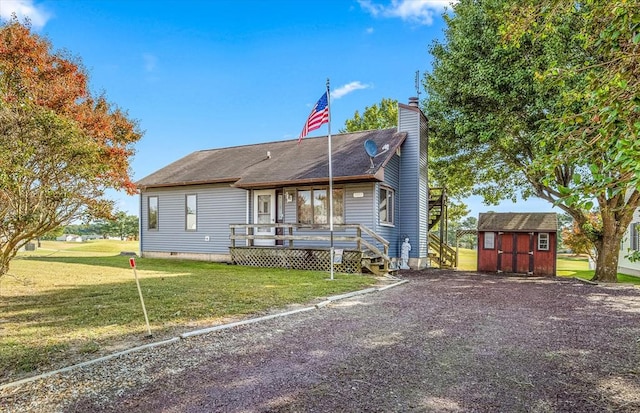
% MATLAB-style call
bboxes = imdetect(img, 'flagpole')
[327,78,334,281]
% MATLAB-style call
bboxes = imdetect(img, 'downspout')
[138,191,143,257]
[398,149,403,260]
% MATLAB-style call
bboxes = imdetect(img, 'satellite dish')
[364,140,378,157]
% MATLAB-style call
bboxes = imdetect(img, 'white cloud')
[358,0,454,26]
[0,0,51,29]
[365,27,374,34]
[331,81,371,99]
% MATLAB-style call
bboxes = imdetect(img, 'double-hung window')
[538,233,549,251]
[297,188,344,225]
[186,194,197,231]
[484,232,495,249]
[631,223,639,251]
[148,196,158,230]
[379,186,395,225]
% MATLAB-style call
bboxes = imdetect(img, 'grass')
[0,240,378,384]
[456,247,640,285]
[456,247,478,271]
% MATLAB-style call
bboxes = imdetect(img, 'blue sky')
[2,0,557,220]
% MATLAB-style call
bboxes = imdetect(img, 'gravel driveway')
[2,270,640,412]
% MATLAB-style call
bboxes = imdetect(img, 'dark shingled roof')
[136,128,407,189]
[477,212,558,232]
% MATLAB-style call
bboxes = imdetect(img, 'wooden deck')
[229,223,392,274]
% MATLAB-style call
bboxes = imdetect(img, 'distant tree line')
[42,212,139,241]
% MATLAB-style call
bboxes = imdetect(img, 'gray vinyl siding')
[378,153,401,257]
[283,187,297,225]
[398,106,423,258]
[140,184,247,254]
[418,114,429,257]
[282,183,379,250]
[345,183,383,252]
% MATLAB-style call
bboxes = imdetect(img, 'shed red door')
[499,233,514,273]
[498,233,533,274]
[515,233,532,273]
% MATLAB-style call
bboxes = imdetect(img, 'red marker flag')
[129,258,136,268]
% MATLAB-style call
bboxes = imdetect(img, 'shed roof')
[477,212,558,232]
[136,128,406,189]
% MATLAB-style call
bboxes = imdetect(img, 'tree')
[562,213,601,262]
[447,215,478,249]
[556,212,574,250]
[425,0,639,282]
[341,98,398,133]
[0,19,142,277]
[342,97,470,225]
[97,212,139,240]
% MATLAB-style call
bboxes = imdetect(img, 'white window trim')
[296,187,345,225]
[630,223,638,251]
[379,186,395,226]
[147,196,158,231]
[185,194,197,231]
[484,232,495,249]
[538,233,549,251]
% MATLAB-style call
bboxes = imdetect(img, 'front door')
[254,190,276,246]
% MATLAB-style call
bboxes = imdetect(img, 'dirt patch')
[2,270,640,412]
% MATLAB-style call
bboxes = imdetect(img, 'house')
[477,212,558,276]
[56,234,84,242]
[618,208,640,276]
[136,98,433,272]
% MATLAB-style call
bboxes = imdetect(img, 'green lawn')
[456,247,478,271]
[0,240,378,384]
[456,247,640,285]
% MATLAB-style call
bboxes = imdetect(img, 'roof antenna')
[415,70,421,98]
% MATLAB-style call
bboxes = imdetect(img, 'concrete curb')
[0,279,409,391]
[180,307,317,339]
[0,337,180,391]
[376,280,409,291]
[326,287,378,301]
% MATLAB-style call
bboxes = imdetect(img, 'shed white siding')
[618,208,640,276]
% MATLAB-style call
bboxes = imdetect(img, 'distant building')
[56,234,83,242]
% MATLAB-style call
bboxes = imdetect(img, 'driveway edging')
[0,279,409,391]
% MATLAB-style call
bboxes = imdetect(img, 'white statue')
[400,237,411,269]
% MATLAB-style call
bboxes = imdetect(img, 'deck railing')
[229,223,390,264]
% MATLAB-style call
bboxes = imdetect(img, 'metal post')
[327,78,334,280]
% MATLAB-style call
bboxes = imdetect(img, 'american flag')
[298,91,329,143]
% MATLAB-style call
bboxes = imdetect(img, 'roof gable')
[477,212,558,232]
[137,128,406,189]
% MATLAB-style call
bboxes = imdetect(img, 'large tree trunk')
[0,255,10,278]
[593,233,620,283]
[591,200,636,283]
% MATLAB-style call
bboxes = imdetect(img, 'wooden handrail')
[429,232,457,267]
[229,223,391,264]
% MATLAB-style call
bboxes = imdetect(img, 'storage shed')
[477,212,558,276]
